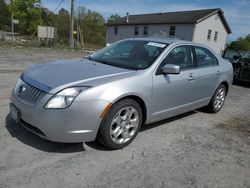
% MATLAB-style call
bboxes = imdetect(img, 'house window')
[207,29,212,40]
[143,26,148,35]
[114,27,118,35]
[134,26,139,35]
[169,26,176,36]
[214,31,218,41]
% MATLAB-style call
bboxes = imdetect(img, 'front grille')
[15,79,45,105]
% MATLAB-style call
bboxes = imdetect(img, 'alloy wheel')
[214,87,226,110]
[109,106,139,144]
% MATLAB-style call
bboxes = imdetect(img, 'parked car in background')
[10,38,233,149]
[223,47,250,82]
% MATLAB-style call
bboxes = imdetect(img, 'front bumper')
[10,90,110,143]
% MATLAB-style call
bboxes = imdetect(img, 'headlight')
[44,87,88,109]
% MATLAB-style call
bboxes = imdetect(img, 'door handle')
[187,73,195,81]
[217,71,222,76]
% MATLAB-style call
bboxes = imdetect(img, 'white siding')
[193,13,228,54]
[106,24,194,43]
[106,13,229,54]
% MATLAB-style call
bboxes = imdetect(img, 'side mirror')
[161,64,180,74]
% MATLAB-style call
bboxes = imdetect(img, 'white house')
[106,8,231,54]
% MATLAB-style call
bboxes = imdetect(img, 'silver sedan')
[10,38,233,149]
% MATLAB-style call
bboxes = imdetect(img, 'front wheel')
[206,84,227,113]
[97,98,143,150]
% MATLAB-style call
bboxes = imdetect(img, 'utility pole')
[69,0,74,48]
[11,12,14,45]
[10,0,14,45]
[76,8,79,48]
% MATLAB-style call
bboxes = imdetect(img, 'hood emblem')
[17,84,27,96]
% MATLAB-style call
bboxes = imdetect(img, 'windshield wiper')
[87,57,106,64]
[89,58,138,70]
[94,59,110,65]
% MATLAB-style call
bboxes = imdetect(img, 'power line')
[53,0,64,13]
[29,0,65,41]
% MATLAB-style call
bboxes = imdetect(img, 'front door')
[222,47,241,62]
[151,45,197,122]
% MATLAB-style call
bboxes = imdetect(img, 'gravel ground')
[0,46,249,188]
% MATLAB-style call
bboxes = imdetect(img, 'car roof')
[121,37,218,55]
[122,37,204,46]
[123,37,179,44]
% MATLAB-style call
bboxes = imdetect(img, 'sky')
[42,0,250,41]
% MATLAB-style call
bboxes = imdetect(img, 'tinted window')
[194,47,218,67]
[161,46,192,70]
[223,48,241,60]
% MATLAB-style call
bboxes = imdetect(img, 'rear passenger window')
[194,47,218,67]
[161,46,192,70]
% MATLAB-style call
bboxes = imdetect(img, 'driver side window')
[161,46,192,70]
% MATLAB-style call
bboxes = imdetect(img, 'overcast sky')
[43,0,250,41]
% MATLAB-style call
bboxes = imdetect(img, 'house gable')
[193,12,229,53]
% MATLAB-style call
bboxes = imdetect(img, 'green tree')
[245,34,250,42]
[230,34,250,51]
[8,0,42,34]
[107,14,121,23]
[77,7,106,46]
[55,8,70,41]
[41,8,56,26]
[0,0,11,30]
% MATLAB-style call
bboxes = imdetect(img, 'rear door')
[191,46,221,108]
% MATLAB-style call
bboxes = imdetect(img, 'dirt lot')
[0,46,249,188]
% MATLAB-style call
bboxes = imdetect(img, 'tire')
[206,84,227,113]
[97,98,143,150]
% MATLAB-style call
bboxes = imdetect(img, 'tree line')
[2,0,249,50]
[0,0,121,47]
[230,35,250,51]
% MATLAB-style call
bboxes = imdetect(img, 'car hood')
[21,59,135,94]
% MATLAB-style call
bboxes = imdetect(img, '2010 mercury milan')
[10,38,233,149]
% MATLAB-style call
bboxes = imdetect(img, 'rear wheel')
[97,98,142,150]
[206,84,227,113]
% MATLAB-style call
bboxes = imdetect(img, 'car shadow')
[5,111,197,152]
[141,111,197,131]
[5,114,86,153]
[85,141,108,151]
[86,111,197,151]
[233,81,250,88]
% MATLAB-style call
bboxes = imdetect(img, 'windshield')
[90,40,168,70]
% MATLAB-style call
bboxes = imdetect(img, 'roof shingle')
[107,8,231,33]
